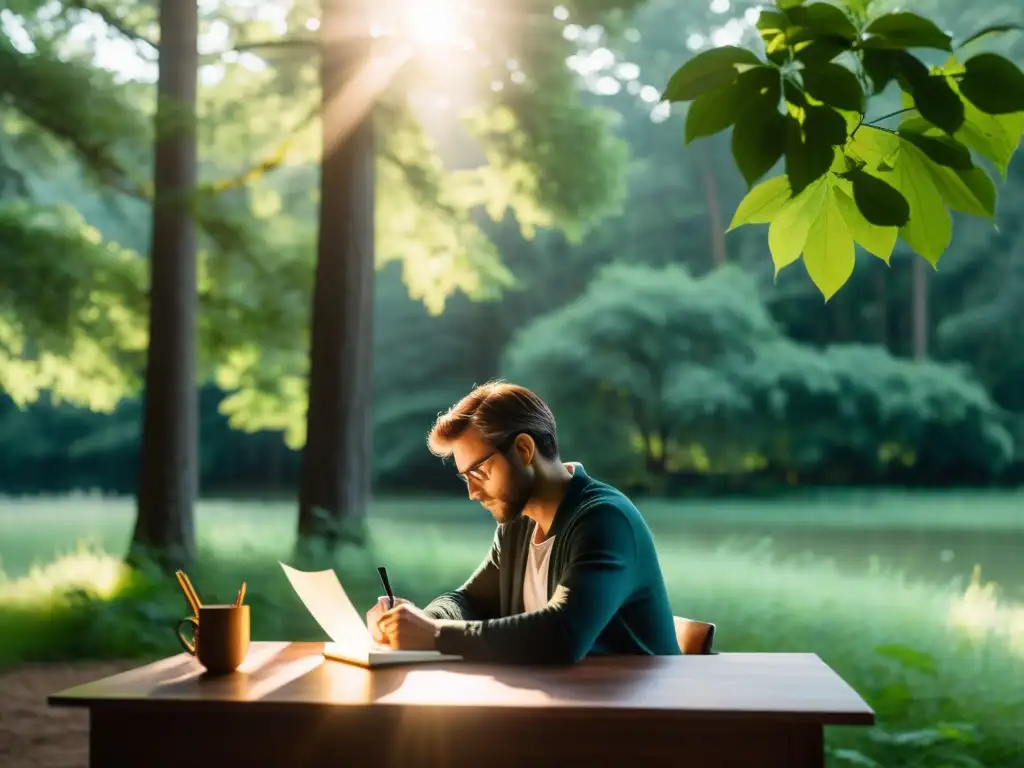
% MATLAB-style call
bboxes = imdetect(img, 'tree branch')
[867,107,917,125]
[202,102,320,194]
[200,37,318,63]
[62,0,159,53]
[16,102,151,200]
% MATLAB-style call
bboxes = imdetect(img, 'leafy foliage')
[0,0,638,442]
[0,203,146,410]
[2,0,1023,495]
[662,0,1024,300]
[503,263,1012,490]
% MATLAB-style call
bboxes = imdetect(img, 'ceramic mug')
[176,604,250,675]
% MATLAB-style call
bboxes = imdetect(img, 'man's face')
[451,428,535,524]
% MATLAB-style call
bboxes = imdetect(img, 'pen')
[376,566,395,609]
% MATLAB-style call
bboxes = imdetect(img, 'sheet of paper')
[279,562,371,649]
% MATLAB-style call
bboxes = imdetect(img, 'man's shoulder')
[568,479,649,542]
[578,474,642,518]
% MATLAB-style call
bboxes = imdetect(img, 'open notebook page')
[279,562,375,650]
[278,562,461,666]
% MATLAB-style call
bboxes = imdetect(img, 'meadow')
[2,491,1023,767]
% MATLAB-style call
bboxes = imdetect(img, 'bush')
[503,263,1013,491]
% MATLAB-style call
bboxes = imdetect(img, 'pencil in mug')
[175,570,202,617]
[181,571,203,612]
[234,582,246,607]
[174,571,197,615]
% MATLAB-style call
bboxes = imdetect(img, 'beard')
[484,464,535,525]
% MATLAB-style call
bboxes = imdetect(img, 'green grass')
[2,493,1023,768]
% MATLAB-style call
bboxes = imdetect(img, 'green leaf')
[896,53,965,134]
[955,166,997,216]
[786,3,858,40]
[897,116,933,134]
[662,46,763,103]
[833,185,898,263]
[757,10,788,40]
[764,36,790,65]
[732,109,788,185]
[896,130,972,169]
[793,37,852,64]
[861,49,899,94]
[925,164,996,219]
[892,142,952,265]
[840,0,871,17]
[802,183,855,301]
[836,108,862,135]
[685,90,740,144]
[804,104,849,146]
[957,23,1024,50]
[944,75,1024,177]
[959,53,1024,115]
[685,65,783,143]
[778,0,805,9]
[756,11,794,65]
[862,12,953,51]
[801,63,865,111]
[848,124,901,168]
[728,175,791,230]
[768,177,828,274]
[784,114,835,196]
[848,168,909,227]
[742,65,784,111]
[784,78,808,107]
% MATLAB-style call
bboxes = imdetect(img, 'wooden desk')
[49,641,873,768]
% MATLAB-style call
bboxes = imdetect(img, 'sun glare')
[380,0,470,53]
[407,0,463,47]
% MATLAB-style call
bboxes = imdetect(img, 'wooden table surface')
[49,641,874,767]
[49,640,873,721]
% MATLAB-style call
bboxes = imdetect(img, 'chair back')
[673,616,716,655]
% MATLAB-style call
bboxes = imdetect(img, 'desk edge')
[47,692,875,726]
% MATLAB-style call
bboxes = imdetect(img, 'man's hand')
[377,603,439,651]
[366,596,412,643]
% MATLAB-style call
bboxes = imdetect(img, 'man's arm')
[433,504,637,664]
[421,526,502,622]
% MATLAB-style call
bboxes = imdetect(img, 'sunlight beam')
[320,45,412,157]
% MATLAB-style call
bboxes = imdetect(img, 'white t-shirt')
[522,462,578,613]
[522,523,556,613]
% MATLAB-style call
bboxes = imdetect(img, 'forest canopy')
[0,0,1022,496]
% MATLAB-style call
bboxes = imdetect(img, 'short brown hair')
[427,380,559,460]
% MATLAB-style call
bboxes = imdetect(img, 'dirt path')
[0,662,134,768]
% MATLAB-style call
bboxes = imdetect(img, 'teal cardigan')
[424,465,681,664]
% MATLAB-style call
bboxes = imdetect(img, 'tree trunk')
[831,293,851,341]
[911,255,928,360]
[296,0,375,557]
[129,0,199,571]
[875,270,888,348]
[697,153,726,268]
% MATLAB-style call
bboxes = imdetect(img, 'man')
[366,380,681,665]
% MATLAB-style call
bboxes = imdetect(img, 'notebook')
[279,562,461,668]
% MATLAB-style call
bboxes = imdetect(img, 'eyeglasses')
[456,436,517,485]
